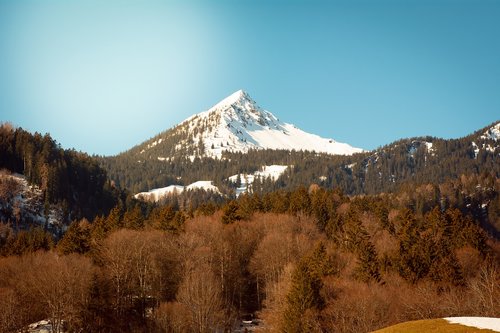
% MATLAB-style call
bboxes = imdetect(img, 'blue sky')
[0,0,499,156]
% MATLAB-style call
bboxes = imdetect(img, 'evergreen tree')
[282,260,323,333]
[57,219,92,255]
[123,205,144,230]
[105,205,123,231]
[282,243,331,332]
[221,201,242,224]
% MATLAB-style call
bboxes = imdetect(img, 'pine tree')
[90,215,108,241]
[123,205,144,230]
[221,201,241,224]
[282,243,331,332]
[106,205,123,231]
[355,240,382,283]
[282,260,323,333]
[58,219,91,255]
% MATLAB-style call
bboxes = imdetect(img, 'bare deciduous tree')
[177,263,224,333]
[154,301,191,333]
[468,262,500,316]
[1,252,94,332]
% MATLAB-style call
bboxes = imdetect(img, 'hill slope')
[0,124,121,230]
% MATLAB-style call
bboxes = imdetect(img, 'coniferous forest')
[0,123,499,332]
[100,122,500,196]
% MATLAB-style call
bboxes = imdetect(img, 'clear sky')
[0,0,499,156]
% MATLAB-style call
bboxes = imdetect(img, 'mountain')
[100,120,499,196]
[131,89,363,160]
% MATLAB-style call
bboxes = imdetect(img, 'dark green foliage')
[355,240,382,283]
[395,207,483,285]
[288,187,311,215]
[397,209,429,282]
[1,227,53,256]
[57,219,92,255]
[282,243,332,333]
[340,208,382,283]
[146,205,185,232]
[123,205,145,230]
[221,200,242,224]
[90,215,108,241]
[196,201,220,216]
[0,125,120,223]
[236,193,261,220]
[105,205,123,232]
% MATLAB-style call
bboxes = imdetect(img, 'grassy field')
[372,319,498,333]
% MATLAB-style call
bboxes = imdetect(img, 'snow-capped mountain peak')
[138,90,364,159]
[210,89,252,110]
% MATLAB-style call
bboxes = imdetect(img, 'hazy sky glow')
[1,0,499,155]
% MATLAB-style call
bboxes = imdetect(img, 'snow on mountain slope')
[186,181,220,192]
[139,90,363,159]
[0,172,63,230]
[135,166,287,201]
[135,185,185,201]
[135,181,220,201]
[481,122,500,141]
[229,165,289,196]
[472,121,500,158]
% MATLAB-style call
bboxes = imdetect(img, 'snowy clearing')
[444,317,500,332]
[229,165,289,196]
[135,181,220,201]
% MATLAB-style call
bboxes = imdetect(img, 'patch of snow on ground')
[255,165,288,180]
[25,319,63,333]
[229,165,288,196]
[147,138,163,149]
[0,172,63,230]
[472,142,479,159]
[135,185,185,201]
[481,123,500,141]
[346,163,356,170]
[135,181,220,201]
[424,141,435,156]
[485,144,497,153]
[444,317,500,332]
[186,181,220,193]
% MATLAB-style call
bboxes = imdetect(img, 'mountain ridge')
[130,89,363,160]
[100,116,499,196]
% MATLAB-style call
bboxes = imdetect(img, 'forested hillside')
[0,174,498,332]
[0,123,123,231]
[100,121,499,195]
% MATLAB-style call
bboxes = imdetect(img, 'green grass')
[372,319,497,333]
